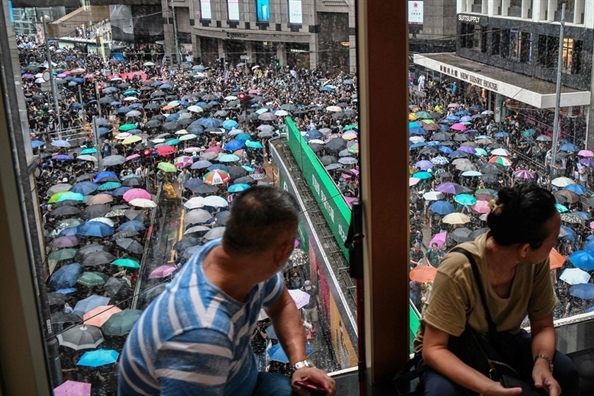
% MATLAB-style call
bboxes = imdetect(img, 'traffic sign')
[240,55,250,60]
[42,71,51,82]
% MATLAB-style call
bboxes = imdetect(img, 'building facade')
[414,0,594,149]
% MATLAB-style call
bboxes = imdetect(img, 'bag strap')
[450,247,498,337]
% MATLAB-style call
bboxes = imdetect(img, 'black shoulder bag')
[448,248,542,396]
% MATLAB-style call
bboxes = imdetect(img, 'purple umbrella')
[54,380,91,396]
[460,116,472,122]
[458,146,476,154]
[49,236,79,248]
[54,154,73,160]
[579,158,594,168]
[436,182,464,195]
[414,160,434,171]
[22,73,35,79]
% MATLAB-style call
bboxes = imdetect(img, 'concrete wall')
[47,6,110,37]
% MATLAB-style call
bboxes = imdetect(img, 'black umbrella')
[51,312,82,324]
[308,143,324,153]
[173,236,200,251]
[326,137,347,153]
[163,122,179,131]
[47,293,67,306]
[469,228,488,239]
[103,276,131,299]
[112,230,139,240]
[77,243,106,258]
[449,227,473,243]
[151,90,166,97]
[480,163,504,174]
[213,211,230,227]
[115,238,144,254]
[76,173,98,182]
[481,173,499,183]
[52,200,80,209]
[453,134,469,142]
[191,184,218,194]
[145,103,161,111]
[81,204,111,220]
[122,177,143,187]
[228,165,247,179]
[51,206,81,217]
[321,155,338,165]
[145,119,161,128]
[431,132,451,141]
[124,210,148,223]
[233,176,254,185]
[138,283,167,308]
[82,250,116,267]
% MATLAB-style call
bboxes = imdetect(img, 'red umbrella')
[155,146,176,156]
[203,170,231,185]
[409,266,438,283]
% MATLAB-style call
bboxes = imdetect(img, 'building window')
[520,32,532,63]
[510,0,522,6]
[538,35,558,68]
[228,0,240,21]
[500,29,510,58]
[491,29,501,55]
[562,38,582,74]
[509,29,520,60]
[559,0,575,11]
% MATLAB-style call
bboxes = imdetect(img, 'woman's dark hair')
[223,185,299,255]
[487,184,556,249]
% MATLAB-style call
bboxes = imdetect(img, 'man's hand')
[482,380,522,396]
[291,367,335,395]
[533,361,561,396]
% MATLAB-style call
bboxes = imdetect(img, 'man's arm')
[265,288,336,395]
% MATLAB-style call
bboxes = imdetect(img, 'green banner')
[285,118,351,259]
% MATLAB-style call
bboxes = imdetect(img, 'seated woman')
[414,184,579,396]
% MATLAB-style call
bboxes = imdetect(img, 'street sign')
[42,71,50,82]
[240,55,250,60]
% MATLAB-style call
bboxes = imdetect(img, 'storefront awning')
[414,53,591,109]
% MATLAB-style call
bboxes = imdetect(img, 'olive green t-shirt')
[413,233,557,353]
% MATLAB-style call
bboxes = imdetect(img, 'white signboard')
[408,1,423,25]
[288,0,303,24]
[200,0,212,19]
[228,0,239,21]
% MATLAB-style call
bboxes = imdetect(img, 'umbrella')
[204,227,226,240]
[102,309,143,336]
[288,289,311,309]
[569,284,594,300]
[560,268,591,285]
[48,263,83,290]
[86,194,114,206]
[454,194,477,206]
[117,220,146,232]
[51,312,83,325]
[148,264,179,279]
[83,305,122,327]
[82,251,116,267]
[48,248,77,262]
[429,201,455,215]
[77,349,119,367]
[57,325,104,350]
[564,184,588,195]
[549,249,566,269]
[72,295,111,318]
[77,271,109,288]
[50,236,80,248]
[569,250,594,271]
[409,266,438,283]
[202,195,229,208]
[203,170,231,185]
[77,221,114,237]
[435,182,463,195]
[112,258,141,269]
[472,200,491,214]
[449,227,473,243]
[513,170,534,179]
[561,213,585,224]
[115,238,144,254]
[157,162,178,173]
[429,232,447,248]
[129,198,157,208]
[123,188,151,202]
[551,177,575,187]
[442,212,470,225]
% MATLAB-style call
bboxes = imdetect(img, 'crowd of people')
[407,75,594,321]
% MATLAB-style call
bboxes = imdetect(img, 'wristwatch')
[534,354,554,373]
[290,359,315,374]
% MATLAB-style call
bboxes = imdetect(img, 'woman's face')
[525,211,561,264]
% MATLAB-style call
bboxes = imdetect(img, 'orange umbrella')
[549,248,566,270]
[83,305,122,327]
[409,266,438,283]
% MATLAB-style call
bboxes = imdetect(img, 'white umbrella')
[288,289,311,309]
[202,195,229,208]
[184,197,205,210]
[326,106,342,113]
[423,191,444,201]
[275,110,289,116]
[87,217,115,227]
[490,148,510,156]
[551,177,576,187]
[225,95,237,101]
[560,268,591,285]
[129,198,157,208]
[123,96,138,102]
[175,129,188,135]
[78,155,97,162]
[442,212,471,225]
[187,105,203,113]
[179,133,198,141]
[184,209,212,224]
[151,138,166,143]
[204,227,226,240]
[184,225,210,235]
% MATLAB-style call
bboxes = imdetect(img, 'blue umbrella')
[304,130,323,140]
[560,143,579,152]
[58,228,78,237]
[572,211,592,220]
[207,164,229,172]
[129,103,144,109]
[31,140,45,148]
[569,284,594,300]
[117,106,131,114]
[98,127,111,136]
[268,342,313,363]
[151,81,162,87]
[94,171,117,183]
[113,186,132,196]
[73,77,84,84]
[183,178,203,189]
[569,250,594,270]
[584,240,594,252]
[77,221,114,238]
[454,194,477,205]
[160,83,172,89]
[449,150,468,158]
[72,295,111,317]
[439,146,454,154]
[179,100,190,107]
[413,171,432,180]
[48,263,83,290]
[564,184,587,195]
[164,139,181,146]
[117,220,146,232]
[57,192,84,202]
[235,133,252,142]
[77,349,119,367]
[110,101,121,106]
[560,225,577,241]
[410,142,427,149]
[123,90,138,96]
[80,148,98,155]
[54,287,78,294]
[222,119,239,130]
[70,182,98,195]
[429,201,455,215]
[228,184,251,193]
[165,114,180,122]
[494,131,510,138]
[245,141,263,149]
[71,102,82,110]
[409,127,427,136]
[415,160,434,171]
[225,140,244,151]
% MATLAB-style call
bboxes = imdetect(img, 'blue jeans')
[420,332,580,396]
[252,372,296,396]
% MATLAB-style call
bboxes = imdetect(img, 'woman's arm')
[422,324,522,396]
[530,314,561,396]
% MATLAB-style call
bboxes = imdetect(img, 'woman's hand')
[532,360,561,396]
[482,381,523,396]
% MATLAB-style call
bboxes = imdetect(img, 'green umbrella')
[111,258,140,269]
[219,154,241,162]
[56,218,83,229]
[119,123,137,132]
[49,192,68,204]
[157,162,177,173]
[102,309,143,336]
[343,124,358,131]
[522,128,536,138]
[413,171,433,180]
[97,182,122,191]
[77,271,108,287]
[49,248,77,261]
[80,148,97,155]
[415,111,434,119]
[245,141,263,149]
[143,61,155,67]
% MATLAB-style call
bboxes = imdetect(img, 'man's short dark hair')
[223,186,300,255]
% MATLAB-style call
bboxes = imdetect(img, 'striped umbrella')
[203,170,231,185]
[513,169,534,179]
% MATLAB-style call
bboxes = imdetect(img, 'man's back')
[118,239,284,395]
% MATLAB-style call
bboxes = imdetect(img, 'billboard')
[285,118,351,259]
[408,1,423,24]
[256,0,270,22]
[288,0,303,24]
[200,0,212,20]
[228,0,239,21]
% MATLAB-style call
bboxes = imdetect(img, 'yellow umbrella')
[123,135,143,145]
[409,113,419,121]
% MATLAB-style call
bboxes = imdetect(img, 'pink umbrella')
[578,150,594,158]
[450,123,467,131]
[50,236,79,248]
[53,380,91,396]
[472,200,491,214]
[205,146,222,153]
[149,264,179,279]
[126,154,140,161]
[429,232,447,248]
[123,188,151,202]
[288,289,311,309]
[83,305,122,327]
[513,169,534,179]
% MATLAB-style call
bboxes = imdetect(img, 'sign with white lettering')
[439,64,499,92]
[458,14,483,24]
